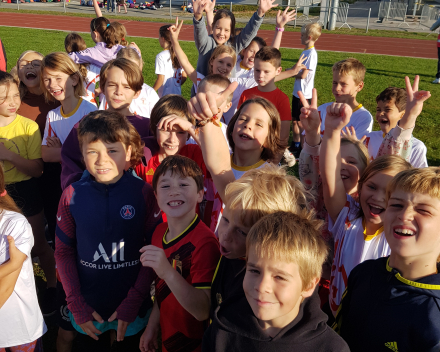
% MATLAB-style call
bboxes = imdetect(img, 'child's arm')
[320,102,353,224]
[274,54,307,82]
[169,19,198,85]
[152,75,164,92]
[193,0,212,54]
[187,82,238,201]
[93,0,103,18]
[158,115,200,145]
[140,300,160,352]
[271,7,296,49]
[205,0,216,35]
[0,236,27,309]
[42,136,62,163]
[378,76,431,159]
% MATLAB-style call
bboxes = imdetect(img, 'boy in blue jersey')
[139,155,220,352]
[54,110,161,351]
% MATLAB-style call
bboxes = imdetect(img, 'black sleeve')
[202,323,214,352]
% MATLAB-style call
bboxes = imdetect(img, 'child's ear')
[275,66,282,76]
[125,145,132,162]
[222,101,233,113]
[71,73,80,87]
[196,189,204,204]
[399,109,406,119]
[133,90,141,100]
[356,81,364,92]
[301,277,320,298]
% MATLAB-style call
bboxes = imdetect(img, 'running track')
[0,12,436,59]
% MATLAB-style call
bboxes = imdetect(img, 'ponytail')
[159,25,180,69]
[90,17,118,48]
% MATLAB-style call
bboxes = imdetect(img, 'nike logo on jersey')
[385,342,398,352]
[57,215,61,221]
[154,210,161,218]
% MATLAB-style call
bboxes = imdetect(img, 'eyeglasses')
[18,60,42,69]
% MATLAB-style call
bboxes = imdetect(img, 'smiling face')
[385,189,440,261]
[232,103,270,154]
[0,83,20,118]
[156,119,189,162]
[83,138,131,185]
[340,143,366,196]
[376,99,404,134]
[243,245,314,331]
[241,41,264,69]
[332,71,363,104]
[211,53,235,77]
[42,67,78,102]
[253,59,281,87]
[360,170,397,229]
[213,17,231,45]
[217,204,250,259]
[154,170,204,219]
[103,66,141,112]
[18,52,42,91]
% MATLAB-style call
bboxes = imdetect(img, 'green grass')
[0,25,439,166]
[0,7,438,40]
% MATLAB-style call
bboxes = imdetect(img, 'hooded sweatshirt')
[203,290,349,352]
[335,256,440,352]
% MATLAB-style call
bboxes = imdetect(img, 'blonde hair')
[208,45,237,75]
[111,22,128,46]
[16,50,44,98]
[40,52,86,102]
[341,136,370,172]
[198,74,233,103]
[332,58,366,85]
[246,211,327,289]
[302,22,322,42]
[116,47,143,70]
[225,164,312,228]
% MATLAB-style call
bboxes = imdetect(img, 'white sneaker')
[283,148,296,167]
[432,78,440,84]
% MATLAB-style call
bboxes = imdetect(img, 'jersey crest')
[120,205,135,220]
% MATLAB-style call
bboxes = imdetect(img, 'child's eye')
[222,217,230,224]
[180,183,189,187]
[160,185,170,189]
[418,208,432,215]
[367,184,376,190]
[87,151,96,154]
[247,268,259,274]
[275,275,287,281]
[256,123,263,127]
[108,149,117,153]
[236,228,247,237]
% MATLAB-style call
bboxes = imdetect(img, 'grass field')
[1,25,438,165]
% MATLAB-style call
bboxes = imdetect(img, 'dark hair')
[90,17,118,49]
[77,110,144,167]
[255,46,281,68]
[240,36,267,60]
[100,58,144,93]
[198,74,233,103]
[152,155,204,193]
[150,95,194,137]
[64,33,89,80]
[0,71,19,104]
[212,9,236,44]
[159,24,180,69]
[376,87,407,112]
[226,97,285,162]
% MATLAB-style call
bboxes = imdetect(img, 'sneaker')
[150,4,156,9]
[39,287,57,317]
[159,4,163,7]
[289,144,302,159]
[283,149,296,167]
[433,78,440,84]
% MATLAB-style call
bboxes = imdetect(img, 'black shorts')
[291,95,311,122]
[6,178,43,217]
[56,280,75,331]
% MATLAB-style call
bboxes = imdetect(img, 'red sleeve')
[237,90,247,110]
[277,92,292,121]
[54,186,95,325]
[135,162,148,183]
[191,230,220,289]
[142,183,162,243]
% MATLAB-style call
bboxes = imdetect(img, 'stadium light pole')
[328,0,339,30]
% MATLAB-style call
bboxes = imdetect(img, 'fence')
[378,1,407,22]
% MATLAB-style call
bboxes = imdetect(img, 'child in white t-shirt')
[291,22,321,157]
[153,24,186,97]
[41,52,97,163]
[0,166,47,350]
[235,36,267,79]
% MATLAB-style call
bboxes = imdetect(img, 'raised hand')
[400,75,431,130]
[341,126,366,142]
[158,114,195,133]
[168,17,184,42]
[192,0,207,20]
[276,6,296,28]
[324,102,352,133]
[298,89,321,146]
[258,0,278,17]
[204,0,216,13]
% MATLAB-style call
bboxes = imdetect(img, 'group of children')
[0,1,438,351]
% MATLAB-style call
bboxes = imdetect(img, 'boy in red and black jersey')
[139,155,220,352]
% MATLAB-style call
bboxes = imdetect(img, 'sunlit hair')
[99,58,143,93]
[152,155,204,193]
[64,33,89,81]
[89,17,121,48]
[159,24,180,69]
[246,211,327,289]
[341,136,370,173]
[40,52,86,102]
[116,47,143,70]
[208,45,237,75]
[16,50,44,98]
[0,166,22,214]
[239,36,267,60]
[0,71,19,105]
[226,97,286,161]
[112,22,128,46]
[302,22,322,42]
[149,94,194,138]
[198,74,233,103]
[77,110,144,167]
[356,155,412,219]
[224,164,312,229]
[376,87,407,112]
[332,58,366,85]
[255,46,281,69]
[212,9,236,43]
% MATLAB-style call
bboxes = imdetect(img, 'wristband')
[276,27,285,32]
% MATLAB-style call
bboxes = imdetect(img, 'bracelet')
[276,27,285,32]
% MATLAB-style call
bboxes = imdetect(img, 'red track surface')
[0,12,436,59]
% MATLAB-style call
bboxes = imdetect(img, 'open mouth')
[369,204,385,217]
[394,228,415,237]
[216,68,227,76]
[341,174,349,180]
[168,200,184,207]
[96,168,111,174]
[219,244,231,256]
[51,89,63,97]
[164,145,179,151]
[25,72,37,80]
[239,133,253,141]
[378,118,389,125]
